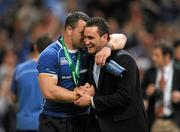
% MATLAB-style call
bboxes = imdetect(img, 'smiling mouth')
[86,45,93,48]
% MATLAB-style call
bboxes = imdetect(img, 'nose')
[84,37,90,45]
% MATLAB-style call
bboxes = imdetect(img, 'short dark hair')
[155,41,173,59]
[32,35,52,53]
[86,17,110,40]
[174,39,180,48]
[65,11,89,29]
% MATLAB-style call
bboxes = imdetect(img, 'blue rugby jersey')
[37,39,89,117]
[11,60,43,130]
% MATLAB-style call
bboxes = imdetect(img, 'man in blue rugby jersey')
[37,11,127,132]
[11,35,52,132]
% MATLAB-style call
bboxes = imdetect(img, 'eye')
[88,36,94,40]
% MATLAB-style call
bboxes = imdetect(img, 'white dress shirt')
[91,63,101,109]
[155,61,174,116]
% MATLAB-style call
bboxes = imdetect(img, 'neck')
[32,52,39,62]
[163,58,171,66]
[63,34,75,50]
[95,42,108,54]
[159,60,171,70]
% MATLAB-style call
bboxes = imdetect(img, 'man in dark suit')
[74,17,149,132]
[142,41,180,132]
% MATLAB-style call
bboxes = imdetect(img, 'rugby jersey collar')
[57,38,78,53]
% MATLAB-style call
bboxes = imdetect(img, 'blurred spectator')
[10,35,52,132]
[85,0,111,17]
[0,0,179,131]
[122,0,145,49]
[12,0,41,63]
[174,40,180,69]
[153,22,178,43]
[66,0,79,12]
[0,96,16,132]
[43,0,67,23]
[0,28,13,65]
[31,9,62,41]
[0,47,17,132]
[142,41,180,132]
[141,0,180,22]
[108,17,120,34]
[0,47,18,103]
[16,0,40,33]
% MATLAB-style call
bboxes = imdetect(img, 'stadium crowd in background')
[0,0,180,132]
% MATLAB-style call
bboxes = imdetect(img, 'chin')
[87,49,95,54]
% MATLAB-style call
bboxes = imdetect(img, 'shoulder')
[143,67,157,79]
[39,41,62,62]
[174,65,180,76]
[15,60,32,72]
[111,50,135,64]
[145,67,156,74]
[13,60,36,79]
[112,50,132,58]
[108,50,138,74]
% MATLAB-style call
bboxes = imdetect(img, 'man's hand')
[172,90,180,103]
[75,83,95,96]
[95,33,127,66]
[74,90,91,107]
[146,84,156,96]
[95,47,111,66]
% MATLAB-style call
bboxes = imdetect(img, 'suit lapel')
[89,57,98,93]
[172,67,178,91]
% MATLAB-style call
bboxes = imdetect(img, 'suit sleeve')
[172,68,180,107]
[141,69,153,99]
[93,54,139,114]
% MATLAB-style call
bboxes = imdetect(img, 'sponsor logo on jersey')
[60,57,68,65]
[80,69,87,74]
[61,75,72,79]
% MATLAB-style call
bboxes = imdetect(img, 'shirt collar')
[162,61,173,73]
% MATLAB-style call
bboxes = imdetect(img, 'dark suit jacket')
[142,65,180,127]
[88,50,149,132]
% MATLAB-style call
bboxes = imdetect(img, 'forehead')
[84,26,99,36]
[175,46,180,50]
[74,19,86,31]
[153,48,162,55]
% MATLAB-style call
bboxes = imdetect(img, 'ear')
[101,33,108,43]
[66,26,73,35]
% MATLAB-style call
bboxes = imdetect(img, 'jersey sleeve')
[37,49,59,76]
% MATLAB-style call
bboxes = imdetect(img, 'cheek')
[152,55,158,63]
[76,34,83,41]
[72,32,80,38]
[175,49,180,57]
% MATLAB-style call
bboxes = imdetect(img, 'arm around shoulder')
[109,33,127,50]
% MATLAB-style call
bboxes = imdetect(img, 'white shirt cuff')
[91,97,96,109]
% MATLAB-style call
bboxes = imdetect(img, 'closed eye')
[84,36,94,40]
